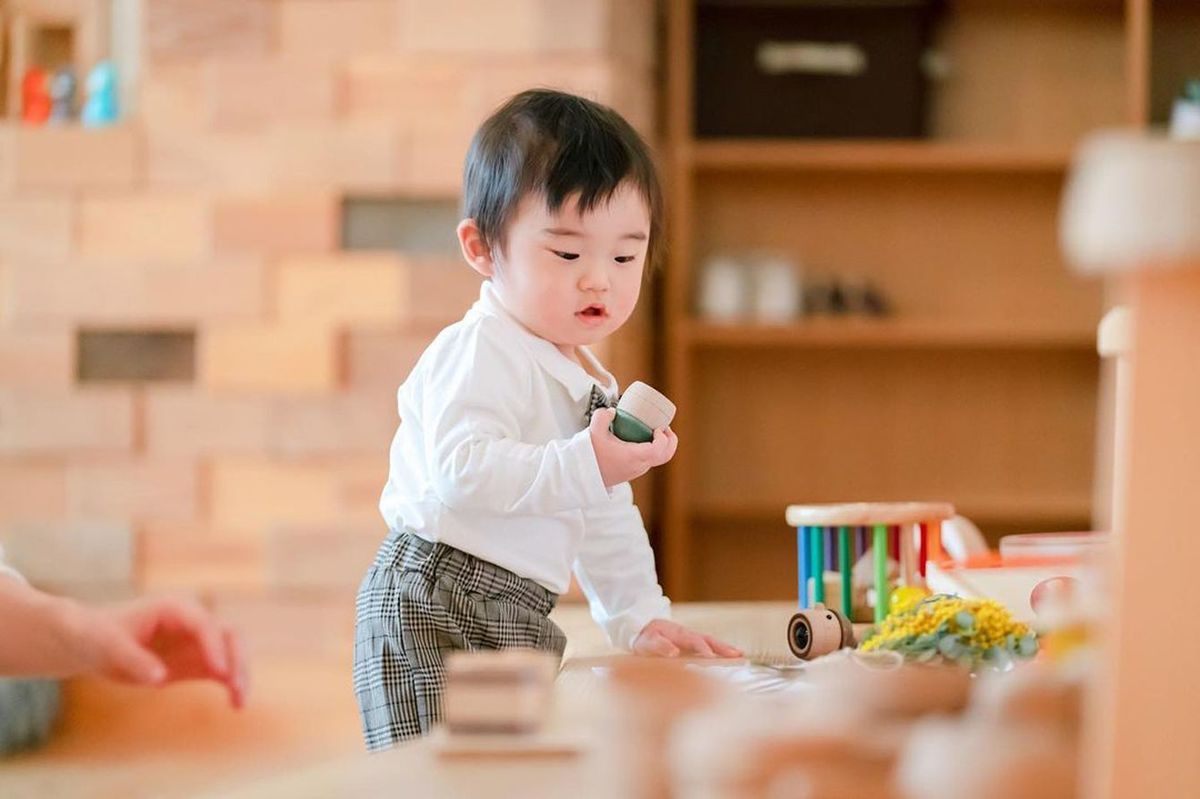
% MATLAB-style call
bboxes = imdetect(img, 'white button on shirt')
[379,281,671,649]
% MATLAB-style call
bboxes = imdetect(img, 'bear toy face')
[787,604,856,660]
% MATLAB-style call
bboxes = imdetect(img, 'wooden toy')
[612,381,675,443]
[786,603,855,660]
[786,502,955,623]
[20,67,50,124]
[48,66,75,123]
[442,648,557,736]
[81,60,117,127]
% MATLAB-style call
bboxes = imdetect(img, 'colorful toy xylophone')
[785,502,956,623]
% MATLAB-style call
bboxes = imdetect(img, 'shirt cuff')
[569,427,615,506]
[606,596,673,651]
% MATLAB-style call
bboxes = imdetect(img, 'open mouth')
[577,304,608,320]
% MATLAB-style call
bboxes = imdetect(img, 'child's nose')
[579,260,610,292]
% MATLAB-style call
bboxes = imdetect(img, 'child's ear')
[457,219,494,278]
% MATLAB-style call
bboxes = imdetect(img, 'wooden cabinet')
[657,0,1191,600]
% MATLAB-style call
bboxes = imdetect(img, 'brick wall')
[0,0,657,655]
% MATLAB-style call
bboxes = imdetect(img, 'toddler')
[353,89,740,751]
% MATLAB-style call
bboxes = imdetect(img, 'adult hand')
[68,596,247,709]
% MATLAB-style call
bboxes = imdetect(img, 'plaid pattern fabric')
[353,531,567,751]
[585,384,616,424]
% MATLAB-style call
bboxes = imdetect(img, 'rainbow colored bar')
[787,503,954,622]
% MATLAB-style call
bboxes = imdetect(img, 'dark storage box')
[695,0,942,139]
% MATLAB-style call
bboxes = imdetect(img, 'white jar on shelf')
[696,255,750,321]
[750,254,802,323]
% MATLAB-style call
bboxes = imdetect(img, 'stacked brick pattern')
[0,0,655,657]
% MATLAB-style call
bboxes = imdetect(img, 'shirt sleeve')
[573,482,672,650]
[0,542,26,584]
[421,322,612,516]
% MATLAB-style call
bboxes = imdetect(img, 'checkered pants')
[353,531,567,751]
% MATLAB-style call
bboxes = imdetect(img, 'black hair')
[461,88,664,271]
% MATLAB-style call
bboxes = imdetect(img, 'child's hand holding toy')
[589,381,679,487]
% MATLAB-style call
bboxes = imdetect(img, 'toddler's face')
[489,182,649,357]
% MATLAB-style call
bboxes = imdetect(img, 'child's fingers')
[681,633,715,657]
[705,636,743,658]
[637,632,680,658]
[589,407,617,435]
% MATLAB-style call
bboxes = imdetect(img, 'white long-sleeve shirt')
[0,543,24,583]
[378,281,671,649]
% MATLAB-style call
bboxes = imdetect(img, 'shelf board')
[692,495,1094,527]
[683,140,1072,174]
[681,319,1097,350]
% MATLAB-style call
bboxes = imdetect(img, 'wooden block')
[608,0,657,69]
[0,197,73,262]
[268,122,403,191]
[139,524,267,593]
[76,330,196,383]
[403,118,471,195]
[607,66,657,138]
[78,193,210,265]
[208,59,337,130]
[212,194,338,257]
[4,261,265,325]
[0,388,134,454]
[12,127,140,190]
[137,63,208,132]
[267,525,382,591]
[279,0,399,59]
[398,0,541,55]
[0,330,73,389]
[342,56,469,121]
[0,461,66,523]
[145,128,279,191]
[144,387,273,455]
[66,458,200,523]
[209,459,342,534]
[144,0,274,62]
[276,252,408,327]
[0,520,135,589]
[200,324,337,392]
[406,257,483,324]
[539,0,610,55]
[0,128,15,190]
[345,328,430,389]
[464,58,616,132]
[334,457,390,527]
[270,395,396,456]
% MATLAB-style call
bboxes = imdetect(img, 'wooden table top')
[205,602,804,799]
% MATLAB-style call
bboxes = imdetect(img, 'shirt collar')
[470,281,616,402]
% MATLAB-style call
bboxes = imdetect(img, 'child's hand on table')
[589,407,678,487]
[70,596,248,708]
[632,619,743,659]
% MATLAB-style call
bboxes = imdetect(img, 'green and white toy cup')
[611,381,676,443]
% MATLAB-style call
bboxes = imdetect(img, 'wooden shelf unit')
[682,319,1096,350]
[656,0,1181,600]
[685,140,1073,173]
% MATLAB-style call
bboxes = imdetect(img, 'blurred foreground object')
[1061,131,1200,797]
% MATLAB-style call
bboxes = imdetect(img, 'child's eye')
[615,255,636,264]
[551,250,579,261]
